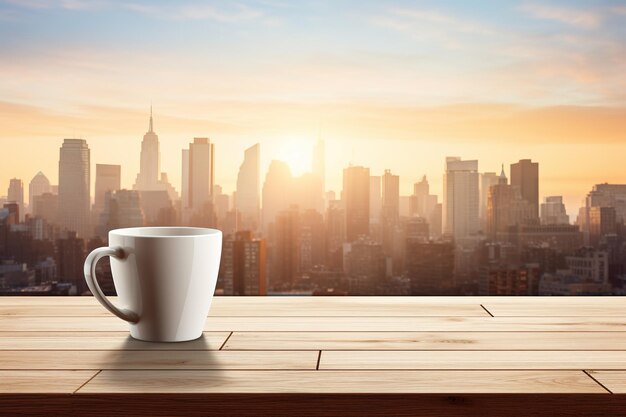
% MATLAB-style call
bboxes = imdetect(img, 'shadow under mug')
[83,227,222,342]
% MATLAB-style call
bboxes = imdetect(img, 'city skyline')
[1,0,626,214]
[0,106,622,218]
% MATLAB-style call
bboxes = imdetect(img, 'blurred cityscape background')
[1,1,625,296]
[1,108,625,296]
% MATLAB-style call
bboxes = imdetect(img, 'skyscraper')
[97,189,144,237]
[220,230,267,295]
[541,196,569,225]
[28,172,50,215]
[480,172,498,227]
[580,183,626,245]
[133,108,179,206]
[369,176,381,241]
[486,166,534,241]
[236,143,260,231]
[443,157,479,239]
[58,139,90,238]
[94,164,121,215]
[261,160,293,232]
[182,138,215,214]
[7,178,24,221]
[381,169,399,256]
[312,139,325,200]
[510,159,539,218]
[134,107,160,191]
[272,206,300,287]
[343,165,370,242]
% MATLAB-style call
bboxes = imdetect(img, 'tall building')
[182,138,215,215]
[580,184,626,245]
[589,206,617,247]
[94,164,121,215]
[7,178,24,221]
[406,241,455,295]
[236,143,260,231]
[97,190,144,237]
[134,107,160,191]
[410,175,438,220]
[541,196,569,225]
[381,169,399,256]
[56,231,86,294]
[486,166,534,241]
[271,206,300,287]
[133,109,179,202]
[58,139,90,238]
[443,157,479,239]
[312,139,325,198]
[369,175,381,241]
[343,166,370,242]
[28,172,51,215]
[261,160,293,232]
[510,159,539,218]
[32,193,58,225]
[220,230,267,295]
[299,209,325,272]
[343,237,385,294]
[325,199,345,270]
[480,172,498,228]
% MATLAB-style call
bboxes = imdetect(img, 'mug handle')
[83,247,139,323]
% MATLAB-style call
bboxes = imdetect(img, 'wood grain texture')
[0,297,489,317]
[2,295,626,417]
[320,350,626,370]
[0,350,317,370]
[0,370,97,393]
[224,331,626,350]
[77,370,605,394]
[483,298,626,317]
[585,371,626,393]
[4,315,626,332]
[0,332,230,350]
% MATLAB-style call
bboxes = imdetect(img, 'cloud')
[519,3,602,29]
[371,6,495,48]
[3,0,106,10]
[123,2,263,22]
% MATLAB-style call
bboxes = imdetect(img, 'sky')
[1,0,625,216]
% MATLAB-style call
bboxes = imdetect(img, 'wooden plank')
[320,350,626,370]
[77,370,605,394]
[0,332,230,350]
[224,331,626,350]
[0,297,488,317]
[0,370,97,393]
[0,350,316,370]
[3,315,626,332]
[585,371,626,393]
[483,298,626,317]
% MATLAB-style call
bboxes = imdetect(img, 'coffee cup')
[83,227,222,342]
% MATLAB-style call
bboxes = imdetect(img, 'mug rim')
[109,226,222,238]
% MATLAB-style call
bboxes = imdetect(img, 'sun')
[276,138,313,177]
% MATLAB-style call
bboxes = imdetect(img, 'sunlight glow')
[276,138,314,177]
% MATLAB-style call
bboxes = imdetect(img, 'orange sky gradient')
[0,0,625,217]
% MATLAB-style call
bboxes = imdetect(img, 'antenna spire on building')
[149,104,154,133]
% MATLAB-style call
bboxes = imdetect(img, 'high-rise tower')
[134,106,161,191]
[443,157,479,239]
[58,139,90,238]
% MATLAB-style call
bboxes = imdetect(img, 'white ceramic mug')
[83,227,222,342]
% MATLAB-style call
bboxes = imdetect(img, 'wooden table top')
[3,296,626,416]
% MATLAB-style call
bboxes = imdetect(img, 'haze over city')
[2,0,626,297]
